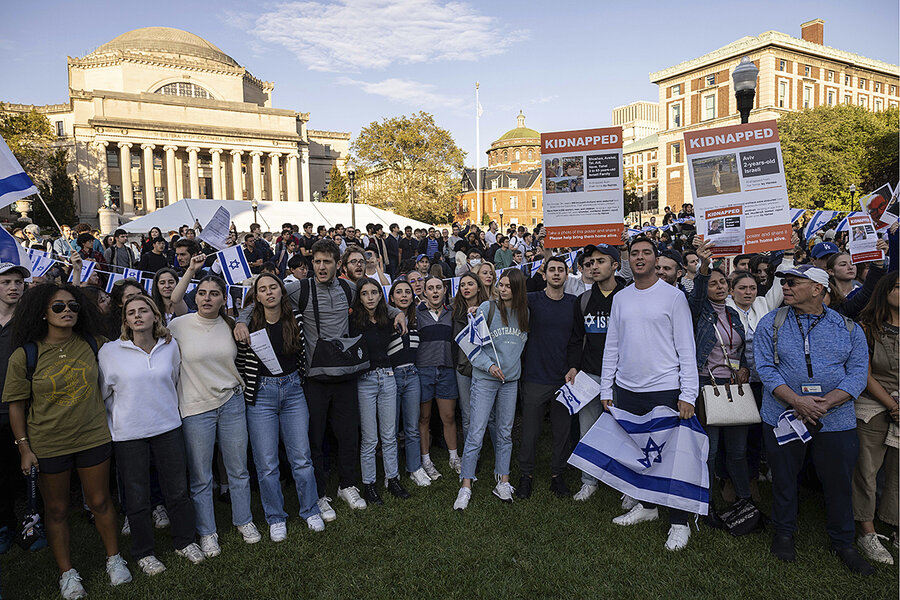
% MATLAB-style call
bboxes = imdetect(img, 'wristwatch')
[14,437,28,446]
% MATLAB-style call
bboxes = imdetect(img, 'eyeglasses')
[781,278,810,288]
[50,301,81,314]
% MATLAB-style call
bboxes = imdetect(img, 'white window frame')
[509,179,518,189]
[827,90,835,106]
[778,59,786,71]
[778,80,788,108]
[702,93,716,121]
[491,197,497,212]
[706,74,716,86]
[670,103,682,128]
[531,196,537,209]
[803,85,813,109]
[875,98,883,111]
[509,196,518,209]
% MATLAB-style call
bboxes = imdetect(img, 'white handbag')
[701,323,761,426]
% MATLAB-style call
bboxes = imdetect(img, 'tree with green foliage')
[324,163,348,202]
[623,170,643,221]
[352,112,465,224]
[779,104,899,211]
[34,148,76,227]
[0,108,55,183]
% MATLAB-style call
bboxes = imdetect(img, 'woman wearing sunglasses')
[4,283,132,599]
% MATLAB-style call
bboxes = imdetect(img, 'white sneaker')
[492,479,515,503]
[337,486,367,510]
[621,494,639,511]
[612,504,659,526]
[422,461,442,481]
[453,487,472,511]
[237,521,261,544]
[175,542,206,564]
[59,569,86,600]
[410,468,432,487]
[665,524,691,551]
[449,456,462,475]
[199,533,221,558]
[152,505,170,529]
[137,555,166,576]
[269,521,287,542]
[105,553,133,586]
[858,533,894,565]
[121,516,130,536]
[306,514,325,532]
[573,482,599,501]
[317,497,337,522]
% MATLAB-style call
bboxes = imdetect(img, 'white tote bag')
[701,324,761,426]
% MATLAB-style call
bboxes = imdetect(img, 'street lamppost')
[499,207,504,230]
[849,184,857,209]
[251,198,258,225]
[347,168,356,229]
[732,56,759,124]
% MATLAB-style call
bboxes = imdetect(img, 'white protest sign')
[249,329,283,375]
[540,127,623,248]
[846,214,883,264]
[685,120,792,256]
[198,206,232,251]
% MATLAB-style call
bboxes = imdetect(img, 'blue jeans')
[461,377,518,481]
[181,390,253,536]
[358,368,399,484]
[394,365,422,473]
[246,371,320,523]
[700,376,751,501]
[457,371,496,447]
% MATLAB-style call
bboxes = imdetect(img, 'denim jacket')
[687,272,747,374]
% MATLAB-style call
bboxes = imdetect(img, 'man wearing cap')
[565,244,624,501]
[754,263,873,574]
[656,249,686,291]
[810,241,840,269]
[415,254,430,276]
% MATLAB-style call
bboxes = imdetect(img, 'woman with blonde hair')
[99,295,204,575]
[475,261,497,299]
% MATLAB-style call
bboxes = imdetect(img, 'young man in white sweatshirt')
[599,235,699,551]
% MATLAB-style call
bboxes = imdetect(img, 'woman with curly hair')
[3,283,131,598]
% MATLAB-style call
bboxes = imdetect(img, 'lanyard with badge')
[713,311,741,373]
[794,310,825,395]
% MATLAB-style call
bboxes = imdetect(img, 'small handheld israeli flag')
[29,252,55,278]
[67,259,96,283]
[453,312,490,361]
[530,259,543,277]
[835,212,861,233]
[0,134,38,209]
[790,208,805,224]
[123,268,142,281]
[449,277,460,297]
[105,272,125,293]
[216,244,252,286]
[141,277,154,294]
[772,410,811,445]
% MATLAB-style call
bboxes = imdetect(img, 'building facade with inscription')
[650,19,899,210]
[2,27,350,224]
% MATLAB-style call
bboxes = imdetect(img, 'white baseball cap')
[776,264,830,291]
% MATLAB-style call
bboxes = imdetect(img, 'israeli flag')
[449,277,460,297]
[773,410,811,445]
[529,259,543,277]
[627,228,642,238]
[568,405,710,515]
[835,212,861,233]
[382,284,391,301]
[0,135,38,209]
[0,222,32,272]
[29,252,56,277]
[105,272,125,293]
[804,210,837,241]
[123,268,142,281]
[67,259,96,283]
[453,312,490,361]
[216,244,252,286]
[790,208,805,224]
[141,277,154,294]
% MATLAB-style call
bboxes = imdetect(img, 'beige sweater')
[168,313,244,418]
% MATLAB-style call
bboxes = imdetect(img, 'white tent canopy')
[118,199,433,234]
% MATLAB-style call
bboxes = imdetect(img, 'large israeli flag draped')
[0,222,31,272]
[568,405,710,515]
[0,135,38,209]
[453,312,490,361]
[216,244,252,286]
[804,210,837,241]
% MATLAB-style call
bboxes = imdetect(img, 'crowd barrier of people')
[1,210,898,599]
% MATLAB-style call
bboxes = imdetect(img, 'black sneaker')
[702,508,726,530]
[833,546,875,575]
[770,534,796,562]
[386,478,411,500]
[549,476,571,498]
[515,475,533,499]
[363,483,384,506]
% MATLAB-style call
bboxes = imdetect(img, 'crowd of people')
[1,208,898,598]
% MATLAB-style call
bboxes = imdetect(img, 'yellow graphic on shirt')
[46,361,91,407]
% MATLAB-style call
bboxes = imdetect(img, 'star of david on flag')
[453,312,490,361]
[216,244,252,286]
[568,405,709,515]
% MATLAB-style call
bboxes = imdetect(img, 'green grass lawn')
[3,427,897,600]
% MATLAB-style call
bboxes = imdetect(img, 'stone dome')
[496,111,539,143]
[89,27,240,67]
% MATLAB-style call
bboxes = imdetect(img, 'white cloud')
[243,0,529,72]
[338,77,464,110]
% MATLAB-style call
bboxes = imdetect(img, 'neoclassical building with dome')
[459,111,543,228]
[2,27,350,224]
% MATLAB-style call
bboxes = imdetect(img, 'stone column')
[230,150,243,200]
[164,145,178,205]
[250,151,263,201]
[300,147,311,202]
[285,152,300,202]
[93,140,109,209]
[141,144,156,213]
[118,142,134,214]
[187,146,200,199]
[269,153,282,201]
[210,149,223,199]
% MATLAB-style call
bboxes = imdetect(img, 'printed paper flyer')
[540,127,623,247]
[846,214,883,264]
[684,120,792,255]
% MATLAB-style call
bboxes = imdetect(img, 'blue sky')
[2,0,897,165]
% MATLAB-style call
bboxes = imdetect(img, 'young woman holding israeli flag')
[454,268,529,511]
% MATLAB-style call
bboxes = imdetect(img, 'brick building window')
[650,165,657,178]
[859,96,868,109]
[803,85,812,109]
[491,197,497,212]
[705,74,716,86]
[891,85,897,95]
[527,148,533,160]
[531,196,537,209]
[106,150,118,168]
[671,83,682,94]
[827,90,835,106]
[778,81,787,107]
[875,98,883,111]
[778,60,786,71]
[845,75,852,85]
[804,65,811,77]
[844,94,852,104]
[503,150,508,162]
[826,70,834,82]
[55,121,64,137]
[702,94,716,120]
[671,143,681,163]
[859,79,866,89]
[874,82,882,93]
[510,196,518,209]
[514,150,520,161]
[670,103,681,128]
